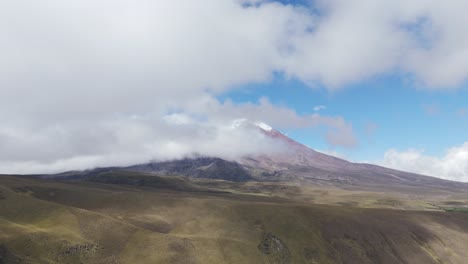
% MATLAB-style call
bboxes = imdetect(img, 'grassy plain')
[1,172,468,263]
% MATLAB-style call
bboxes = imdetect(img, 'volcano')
[117,120,467,193]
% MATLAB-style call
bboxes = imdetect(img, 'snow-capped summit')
[230,119,273,132]
[254,122,273,132]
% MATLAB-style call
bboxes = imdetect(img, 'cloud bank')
[1,0,468,173]
[380,143,468,182]
[0,117,288,174]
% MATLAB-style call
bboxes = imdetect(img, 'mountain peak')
[254,122,273,132]
[230,118,273,132]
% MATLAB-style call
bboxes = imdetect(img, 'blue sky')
[221,74,468,162]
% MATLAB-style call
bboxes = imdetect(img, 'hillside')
[1,172,468,263]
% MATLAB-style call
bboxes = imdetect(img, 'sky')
[0,0,468,182]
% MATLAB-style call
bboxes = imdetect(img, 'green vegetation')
[441,207,468,213]
[0,173,468,263]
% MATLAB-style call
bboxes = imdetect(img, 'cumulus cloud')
[1,0,468,173]
[279,0,468,88]
[0,95,357,174]
[0,116,290,174]
[186,96,357,146]
[379,143,468,182]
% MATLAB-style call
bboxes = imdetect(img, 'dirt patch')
[168,239,196,264]
[58,242,99,256]
[253,219,266,232]
[257,232,291,264]
[56,241,100,262]
[168,238,194,253]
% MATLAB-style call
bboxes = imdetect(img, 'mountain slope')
[127,157,254,182]
[115,121,467,193]
[235,122,467,191]
[34,120,467,195]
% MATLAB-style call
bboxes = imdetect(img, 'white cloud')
[379,143,468,182]
[185,96,357,147]
[313,105,327,111]
[0,117,289,174]
[163,113,196,126]
[280,0,468,88]
[1,0,468,173]
[0,94,357,174]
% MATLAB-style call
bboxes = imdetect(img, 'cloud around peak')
[0,0,467,173]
